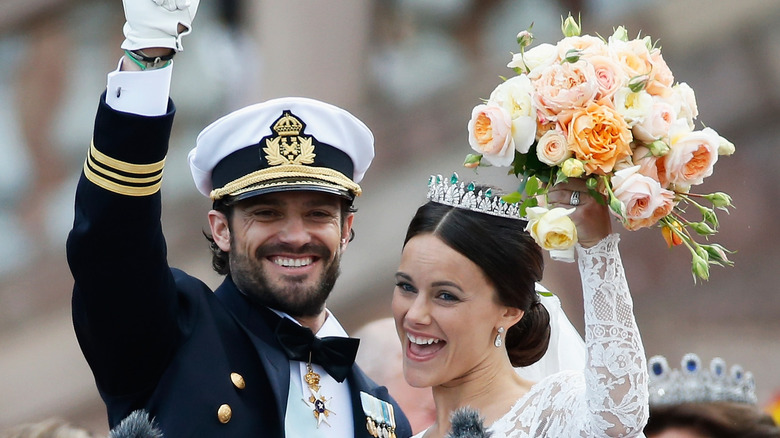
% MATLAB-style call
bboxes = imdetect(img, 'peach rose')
[631,145,667,187]
[525,206,578,251]
[532,60,599,122]
[588,54,627,102]
[489,75,537,154]
[611,165,676,230]
[662,120,720,186]
[467,103,514,167]
[536,130,571,166]
[609,38,653,80]
[632,98,676,143]
[646,50,674,97]
[566,100,633,175]
[557,35,608,59]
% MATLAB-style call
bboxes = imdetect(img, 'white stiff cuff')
[105,57,172,116]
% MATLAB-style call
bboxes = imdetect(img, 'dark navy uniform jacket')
[66,94,412,438]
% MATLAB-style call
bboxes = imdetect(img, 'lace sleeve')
[576,233,648,436]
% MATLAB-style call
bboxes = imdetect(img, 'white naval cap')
[188,96,374,201]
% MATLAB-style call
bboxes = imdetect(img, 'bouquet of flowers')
[465,14,735,282]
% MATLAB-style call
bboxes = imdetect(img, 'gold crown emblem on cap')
[264,111,315,166]
[272,111,304,136]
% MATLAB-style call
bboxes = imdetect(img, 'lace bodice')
[413,234,648,438]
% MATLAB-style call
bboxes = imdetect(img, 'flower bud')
[648,140,670,157]
[609,196,626,219]
[562,48,582,64]
[561,158,585,178]
[689,222,716,236]
[463,153,483,169]
[516,30,534,49]
[661,221,683,247]
[628,74,648,93]
[561,14,581,37]
[702,244,732,266]
[717,135,735,156]
[706,192,732,209]
[701,208,719,228]
[643,36,653,50]
[612,25,629,42]
[691,252,710,282]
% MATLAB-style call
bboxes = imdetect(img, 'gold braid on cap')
[209,164,361,200]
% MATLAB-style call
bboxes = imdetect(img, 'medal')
[360,392,397,438]
[302,362,334,427]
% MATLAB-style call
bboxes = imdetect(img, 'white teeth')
[273,257,313,267]
[407,333,440,345]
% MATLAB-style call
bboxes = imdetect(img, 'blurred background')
[0,0,778,434]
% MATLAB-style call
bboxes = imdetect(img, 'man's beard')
[229,241,341,318]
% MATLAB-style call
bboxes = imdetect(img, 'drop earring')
[494,327,505,348]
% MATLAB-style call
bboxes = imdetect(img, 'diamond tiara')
[427,173,523,220]
[648,353,757,406]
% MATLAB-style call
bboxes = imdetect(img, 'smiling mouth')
[269,256,315,268]
[406,333,446,359]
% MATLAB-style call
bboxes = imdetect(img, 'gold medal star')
[303,388,334,427]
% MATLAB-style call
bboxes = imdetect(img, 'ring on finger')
[570,191,580,206]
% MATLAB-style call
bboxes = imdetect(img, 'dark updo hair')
[403,199,550,367]
[645,401,780,438]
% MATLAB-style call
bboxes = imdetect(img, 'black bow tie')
[275,316,360,383]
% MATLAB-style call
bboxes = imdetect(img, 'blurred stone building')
[1,0,778,434]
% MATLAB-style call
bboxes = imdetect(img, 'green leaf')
[519,197,539,217]
[554,168,569,185]
[524,176,540,196]
[501,191,523,204]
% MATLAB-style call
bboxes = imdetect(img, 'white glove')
[121,0,200,52]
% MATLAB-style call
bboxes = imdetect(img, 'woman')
[392,177,648,437]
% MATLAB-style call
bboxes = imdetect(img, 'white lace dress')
[413,234,649,438]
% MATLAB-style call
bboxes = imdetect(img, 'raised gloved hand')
[121,0,200,52]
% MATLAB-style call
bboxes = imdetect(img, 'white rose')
[613,87,653,127]
[489,75,537,154]
[669,82,699,129]
[632,97,676,143]
[525,206,578,251]
[508,43,558,77]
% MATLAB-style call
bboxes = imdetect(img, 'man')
[66,1,411,437]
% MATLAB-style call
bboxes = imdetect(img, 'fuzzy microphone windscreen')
[445,406,493,438]
[108,410,164,438]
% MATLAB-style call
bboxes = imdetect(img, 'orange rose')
[566,100,632,175]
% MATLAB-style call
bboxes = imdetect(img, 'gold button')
[217,404,232,423]
[230,372,245,389]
